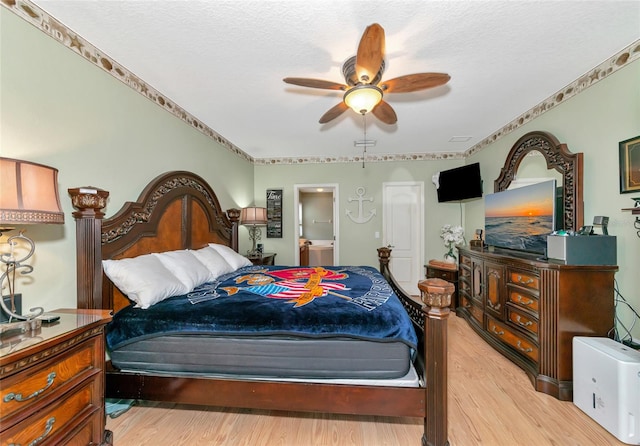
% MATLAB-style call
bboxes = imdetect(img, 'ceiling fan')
[283,23,450,125]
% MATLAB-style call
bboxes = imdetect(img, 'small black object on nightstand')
[37,312,61,323]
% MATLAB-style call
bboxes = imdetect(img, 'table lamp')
[0,157,64,335]
[240,206,267,257]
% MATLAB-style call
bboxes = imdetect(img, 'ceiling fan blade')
[380,73,451,93]
[355,23,385,83]
[319,102,349,123]
[283,77,347,91]
[372,100,397,125]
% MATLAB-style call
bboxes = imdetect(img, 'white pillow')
[208,243,252,270]
[154,250,212,290]
[191,246,235,281]
[102,254,189,309]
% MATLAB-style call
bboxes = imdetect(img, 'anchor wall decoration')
[346,187,376,224]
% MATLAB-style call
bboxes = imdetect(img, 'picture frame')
[266,188,283,238]
[619,135,640,194]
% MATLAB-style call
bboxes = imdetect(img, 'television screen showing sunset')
[484,180,557,254]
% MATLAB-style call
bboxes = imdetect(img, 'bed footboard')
[378,247,450,446]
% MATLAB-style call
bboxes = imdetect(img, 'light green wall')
[466,60,640,339]
[0,9,254,312]
[254,159,464,267]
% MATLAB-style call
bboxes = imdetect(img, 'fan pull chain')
[362,113,367,168]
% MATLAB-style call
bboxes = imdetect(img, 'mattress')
[118,359,422,388]
[109,334,413,379]
[107,265,418,381]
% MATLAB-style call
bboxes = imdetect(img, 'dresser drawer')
[56,411,104,446]
[468,302,484,325]
[459,278,470,295]
[0,336,100,423]
[487,317,539,362]
[426,267,456,282]
[506,307,539,337]
[507,288,539,313]
[459,292,471,308]
[508,269,540,291]
[460,294,483,327]
[0,376,100,446]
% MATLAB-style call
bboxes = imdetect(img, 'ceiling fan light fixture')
[343,85,383,115]
[285,24,449,124]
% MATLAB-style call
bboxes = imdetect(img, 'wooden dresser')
[0,309,112,446]
[457,246,617,401]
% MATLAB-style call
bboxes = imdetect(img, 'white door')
[382,182,424,295]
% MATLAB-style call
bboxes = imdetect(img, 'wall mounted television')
[435,162,483,203]
[484,179,559,255]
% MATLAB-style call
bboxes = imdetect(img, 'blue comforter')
[106,265,417,352]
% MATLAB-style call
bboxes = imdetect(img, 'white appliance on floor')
[573,336,640,445]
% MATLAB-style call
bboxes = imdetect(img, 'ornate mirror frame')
[494,130,584,231]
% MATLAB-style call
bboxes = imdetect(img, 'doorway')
[293,184,339,266]
[382,181,424,295]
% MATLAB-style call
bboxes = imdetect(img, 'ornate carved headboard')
[69,171,240,313]
[494,131,584,231]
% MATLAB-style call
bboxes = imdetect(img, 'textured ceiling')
[16,1,640,163]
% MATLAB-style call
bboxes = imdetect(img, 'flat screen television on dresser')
[484,179,561,255]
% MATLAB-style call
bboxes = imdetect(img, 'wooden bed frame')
[69,171,450,446]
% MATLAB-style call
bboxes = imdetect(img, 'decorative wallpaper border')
[465,39,640,159]
[3,0,639,165]
[1,0,253,163]
[253,150,465,165]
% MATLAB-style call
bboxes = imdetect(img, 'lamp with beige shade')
[0,157,64,335]
[240,206,267,258]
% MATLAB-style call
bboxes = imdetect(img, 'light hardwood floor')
[106,315,626,445]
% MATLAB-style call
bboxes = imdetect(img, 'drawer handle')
[514,294,534,306]
[516,341,533,353]
[3,372,56,403]
[491,326,505,336]
[9,416,55,446]
[516,275,534,286]
[514,315,533,327]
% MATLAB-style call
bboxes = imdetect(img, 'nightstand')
[425,260,459,311]
[247,252,277,266]
[0,309,112,446]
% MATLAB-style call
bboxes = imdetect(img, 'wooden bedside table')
[0,309,112,446]
[247,252,277,265]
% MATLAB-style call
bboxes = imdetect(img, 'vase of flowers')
[440,224,465,263]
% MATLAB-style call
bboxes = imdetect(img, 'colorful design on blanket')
[106,265,417,352]
[222,267,354,307]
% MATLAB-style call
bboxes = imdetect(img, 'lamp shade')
[343,85,383,115]
[0,157,64,225]
[240,207,267,225]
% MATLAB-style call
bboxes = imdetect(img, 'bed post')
[226,208,240,252]
[69,186,109,309]
[378,247,450,446]
[419,278,452,446]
